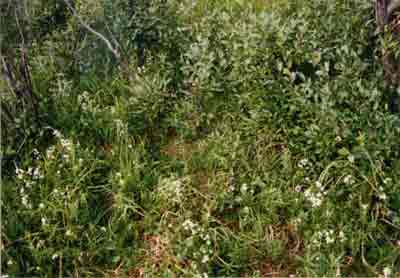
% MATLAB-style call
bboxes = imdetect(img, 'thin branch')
[62,0,120,60]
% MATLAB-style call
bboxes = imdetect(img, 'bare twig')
[62,0,121,60]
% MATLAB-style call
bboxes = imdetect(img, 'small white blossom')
[52,129,62,139]
[201,255,210,263]
[383,178,392,185]
[66,229,73,237]
[298,158,309,168]
[379,193,387,201]
[46,146,56,160]
[304,188,323,208]
[41,217,47,225]
[32,148,40,159]
[348,155,355,163]
[22,195,29,207]
[361,204,369,210]
[240,183,248,194]
[16,167,24,180]
[28,167,41,180]
[52,253,59,260]
[343,174,354,185]
[7,260,13,265]
[383,267,392,278]
[60,139,72,151]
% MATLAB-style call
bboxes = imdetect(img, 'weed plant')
[2,0,400,276]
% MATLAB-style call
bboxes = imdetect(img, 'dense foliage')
[2,0,400,276]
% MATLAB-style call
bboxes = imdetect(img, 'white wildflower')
[22,195,29,207]
[348,155,355,163]
[379,193,387,201]
[7,260,13,265]
[182,219,196,231]
[37,240,45,248]
[39,203,45,209]
[32,148,40,159]
[361,204,368,210]
[201,255,210,263]
[52,129,62,139]
[304,188,323,208]
[383,178,392,185]
[240,183,248,194]
[65,229,73,237]
[46,146,56,159]
[52,253,59,260]
[343,174,354,185]
[28,167,41,180]
[298,158,309,168]
[60,139,72,151]
[383,267,392,278]
[325,230,335,244]
[16,167,24,180]
[41,217,47,225]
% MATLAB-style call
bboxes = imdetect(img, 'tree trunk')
[375,0,400,87]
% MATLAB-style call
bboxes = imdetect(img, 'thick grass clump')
[2,0,400,277]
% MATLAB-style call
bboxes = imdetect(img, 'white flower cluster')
[16,164,44,209]
[27,167,44,180]
[46,128,74,162]
[312,229,346,247]
[46,146,56,160]
[378,186,387,201]
[240,183,254,195]
[182,219,213,265]
[383,178,392,185]
[77,91,95,112]
[233,183,255,204]
[304,181,326,208]
[16,165,43,183]
[298,158,311,169]
[343,174,355,185]
[158,177,184,204]
[383,266,392,278]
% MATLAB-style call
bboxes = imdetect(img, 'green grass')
[2,0,400,277]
